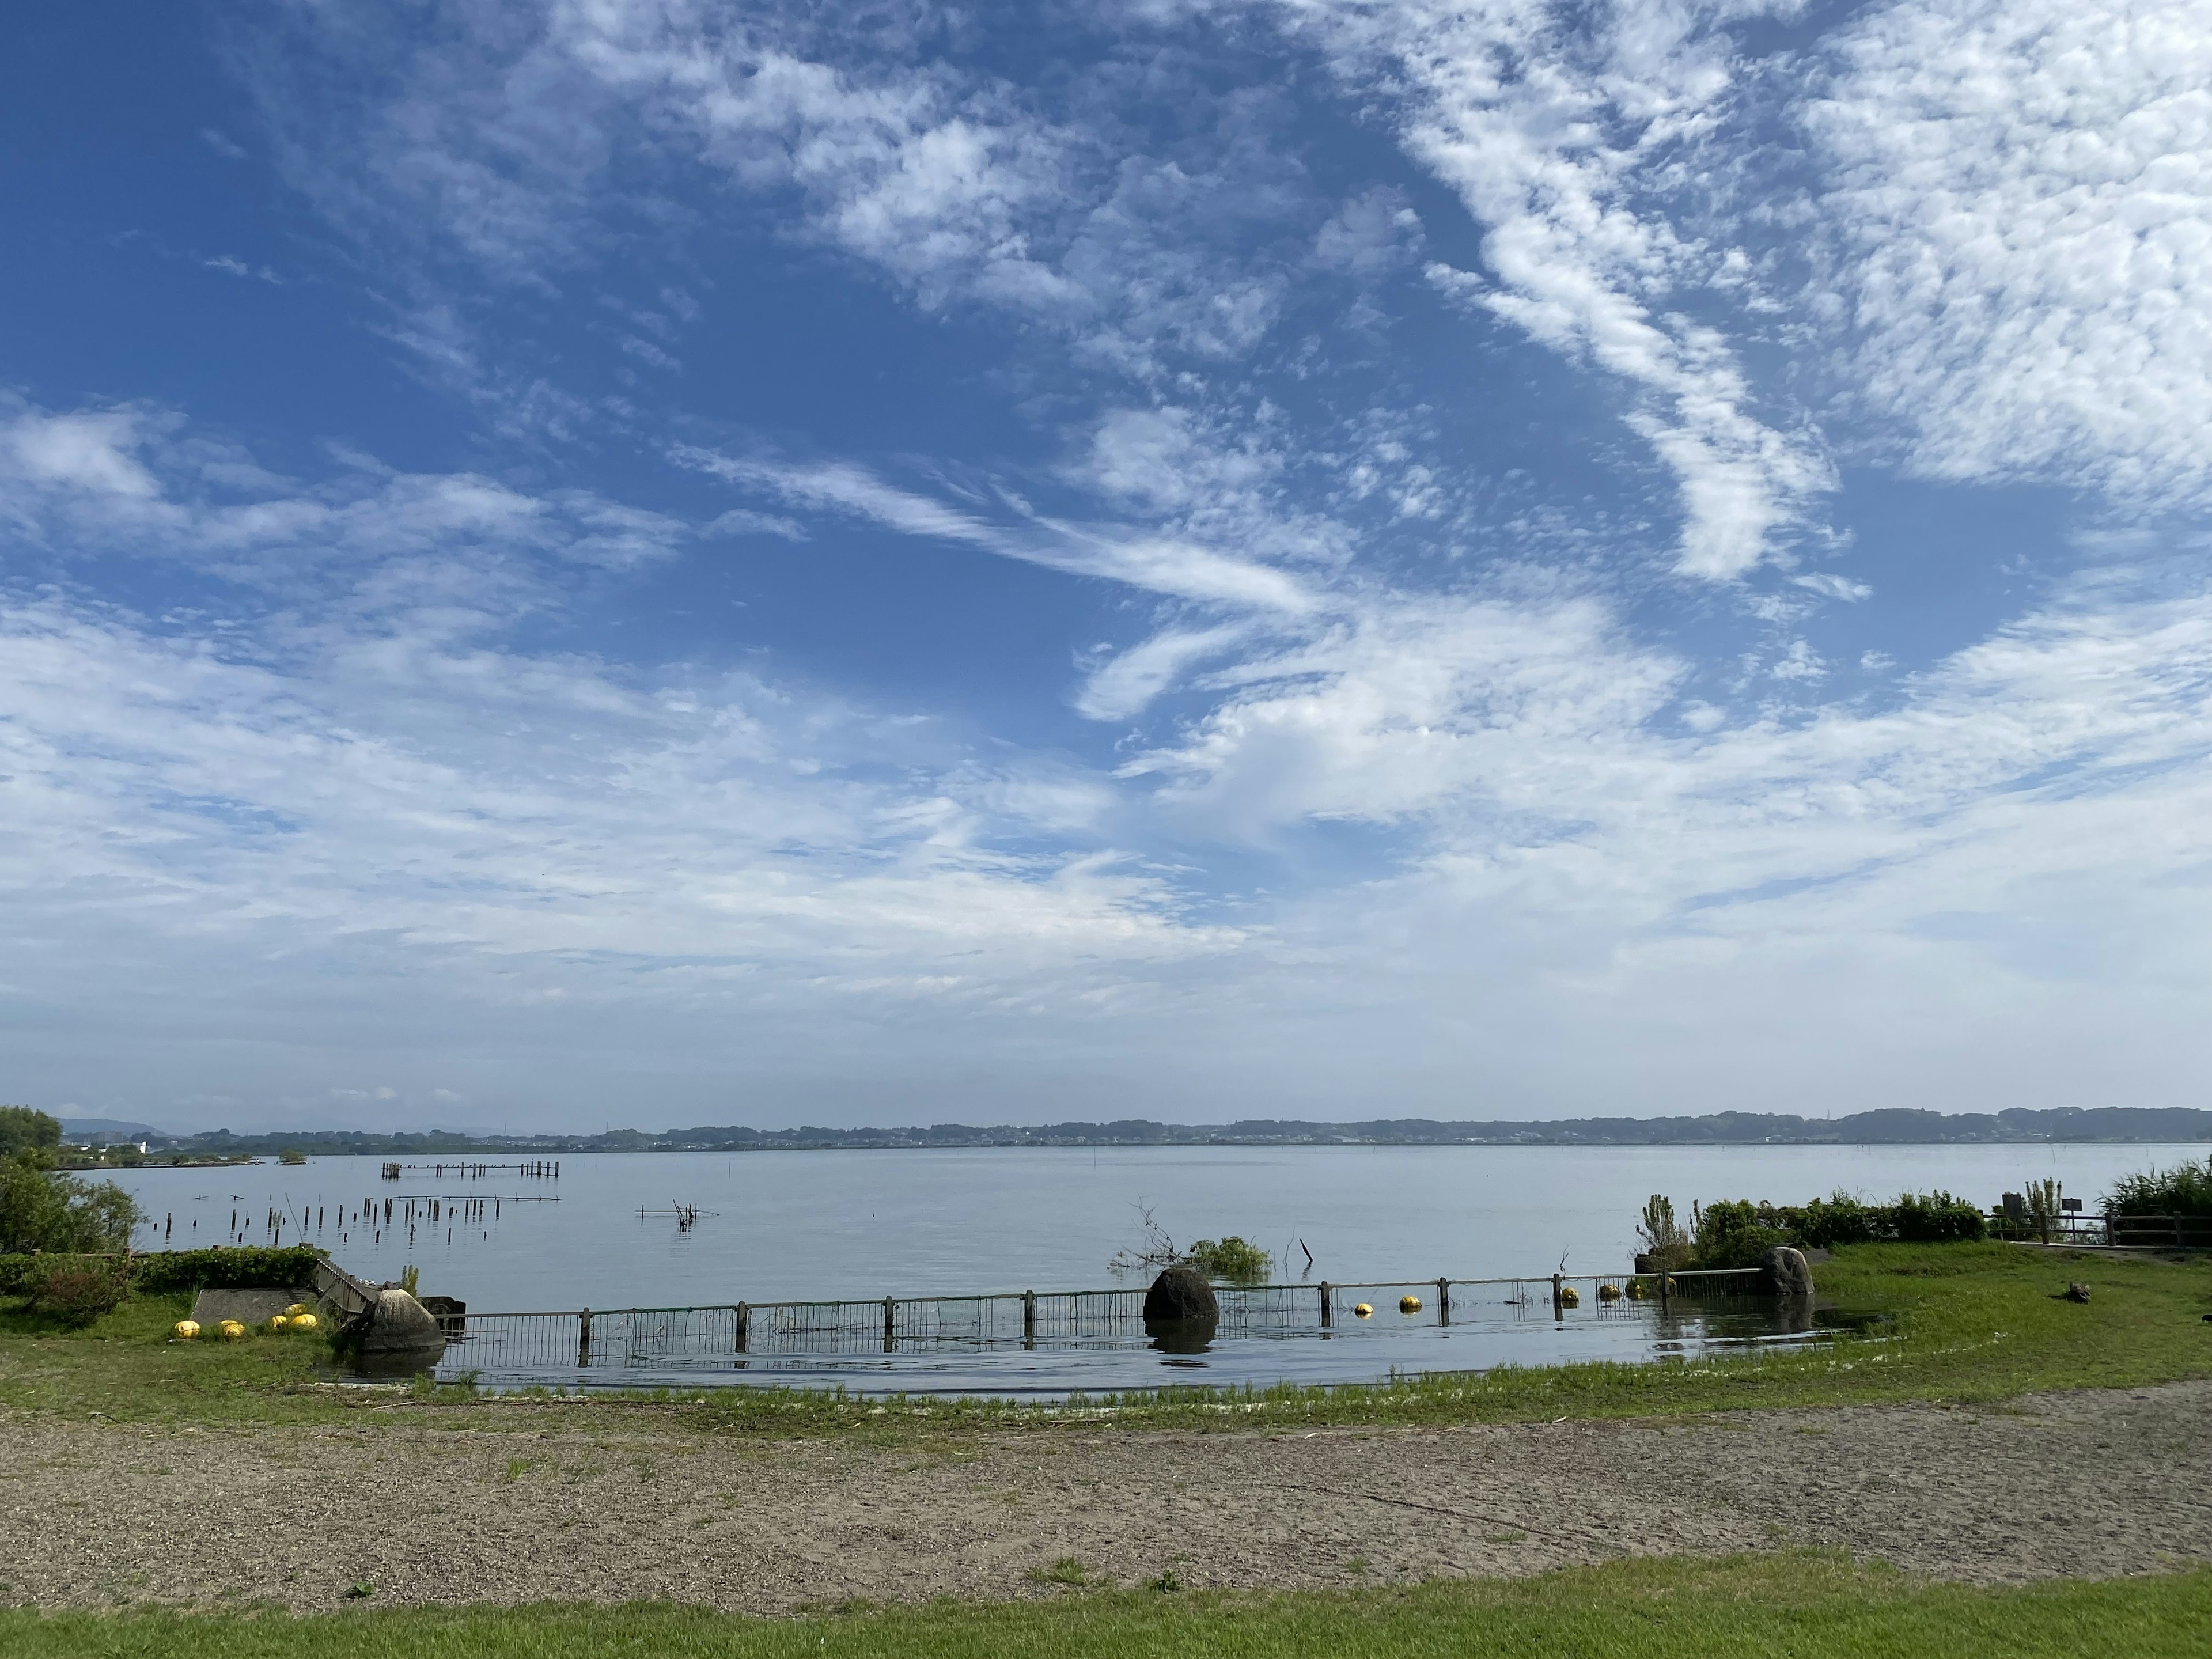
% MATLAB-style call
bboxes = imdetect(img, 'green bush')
[132,1245,327,1294]
[0,1107,62,1157]
[2105,1156,2212,1218]
[1893,1190,1986,1242]
[1184,1236,1273,1283]
[1653,1190,1987,1268]
[0,1244,329,1301]
[22,1257,131,1324]
[1688,1200,1794,1269]
[0,1153,140,1255]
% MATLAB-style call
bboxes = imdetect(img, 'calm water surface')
[113,1141,2193,1308]
[114,1142,2196,1393]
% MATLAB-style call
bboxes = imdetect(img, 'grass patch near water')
[1,1555,2206,1657]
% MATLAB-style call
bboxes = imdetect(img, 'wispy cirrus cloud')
[1280,0,1833,580]
[672,447,1321,613]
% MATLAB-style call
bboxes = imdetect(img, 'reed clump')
[2105,1156,2212,1218]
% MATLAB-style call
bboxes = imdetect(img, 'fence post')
[1319,1281,1331,1328]
[577,1308,592,1366]
[1437,1277,1450,1325]
[1022,1290,1036,1346]
[1551,1273,1563,1318]
[734,1302,748,1353]
[884,1296,896,1351]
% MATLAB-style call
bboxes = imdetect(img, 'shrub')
[1894,1190,1986,1243]
[1642,1188,1987,1268]
[1689,1200,1794,1269]
[2105,1156,2212,1218]
[0,1107,62,1158]
[132,1244,327,1294]
[22,1257,130,1324]
[1789,1193,1885,1248]
[0,1153,140,1255]
[1185,1236,1272,1284]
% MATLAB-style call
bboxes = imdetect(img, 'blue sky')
[3,0,2209,1133]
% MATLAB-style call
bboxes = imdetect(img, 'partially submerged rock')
[1760,1245,1816,1300]
[1143,1262,1219,1324]
[355,1287,446,1355]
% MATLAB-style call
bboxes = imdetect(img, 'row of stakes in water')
[170,1302,320,1342]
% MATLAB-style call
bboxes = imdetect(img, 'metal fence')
[1988,1213,2212,1248]
[433,1268,1764,1376]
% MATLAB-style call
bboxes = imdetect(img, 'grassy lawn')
[1,1554,2206,1657]
[2,1243,2207,1438]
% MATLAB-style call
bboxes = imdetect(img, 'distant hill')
[121,1105,2212,1158]
[60,1118,175,1143]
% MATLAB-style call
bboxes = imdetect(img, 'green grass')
[2,1555,2206,1657]
[2,1244,2207,1439]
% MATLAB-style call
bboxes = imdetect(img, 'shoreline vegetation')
[43,1104,2212,1162]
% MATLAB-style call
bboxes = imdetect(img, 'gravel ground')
[3,1380,2208,1611]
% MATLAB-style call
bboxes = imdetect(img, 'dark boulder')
[1145,1262,1220,1323]
[1759,1245,1816,1300]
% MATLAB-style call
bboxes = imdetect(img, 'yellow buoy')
[1353,1302,1374,1319]
[1558,1285,1581,1307]
[1597,1282,1622,1302]
[283,1303,309,1318]
[268,1315,290,1332]
[1625,1279,1647,1300]
[172,1320,200,1342]
[289,1312,319,1332]
[218,1320,247,1342]
[1399,1294,1422,1315]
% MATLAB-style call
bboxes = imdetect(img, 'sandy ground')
[3,1380,2209,1611]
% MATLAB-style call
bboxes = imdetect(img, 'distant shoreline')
[67,1105,2212,1161]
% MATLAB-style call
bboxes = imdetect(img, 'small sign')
[2061,1198,2082,1212]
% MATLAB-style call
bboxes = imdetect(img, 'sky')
[2,0,2209,1134]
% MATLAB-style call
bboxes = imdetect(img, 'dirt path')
[5,1381,2208,1611]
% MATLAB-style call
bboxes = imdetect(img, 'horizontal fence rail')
[431,1269,1769,1376]
[1987,1213,2212,1248]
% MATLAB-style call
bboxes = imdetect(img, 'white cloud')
[1075,624,1249,721]
[674,448,1320,613]
[1807,0,2212,502]
[1,404,164,502]
[1289,0,1832,578]
[203,254,283,284]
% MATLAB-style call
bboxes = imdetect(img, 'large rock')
[359,1287,446,1354]
[1143,1262,1219,1323]
[1760,1245,1816,1300]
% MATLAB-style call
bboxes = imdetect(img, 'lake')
[103,1141,2195,1394]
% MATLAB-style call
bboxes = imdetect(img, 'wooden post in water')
[884,1296,896,1352]
[578,1308,592,1366]
[1551,1273,1563,1319]
[1022,1290,1036,1347]
[1319,1281,1331,1327]
[734,1302,749,1353]
[1437,1277,1450,1325]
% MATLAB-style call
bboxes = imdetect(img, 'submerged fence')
[434,1268,1764,1376]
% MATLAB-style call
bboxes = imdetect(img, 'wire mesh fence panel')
[431,1268,1776,1380]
